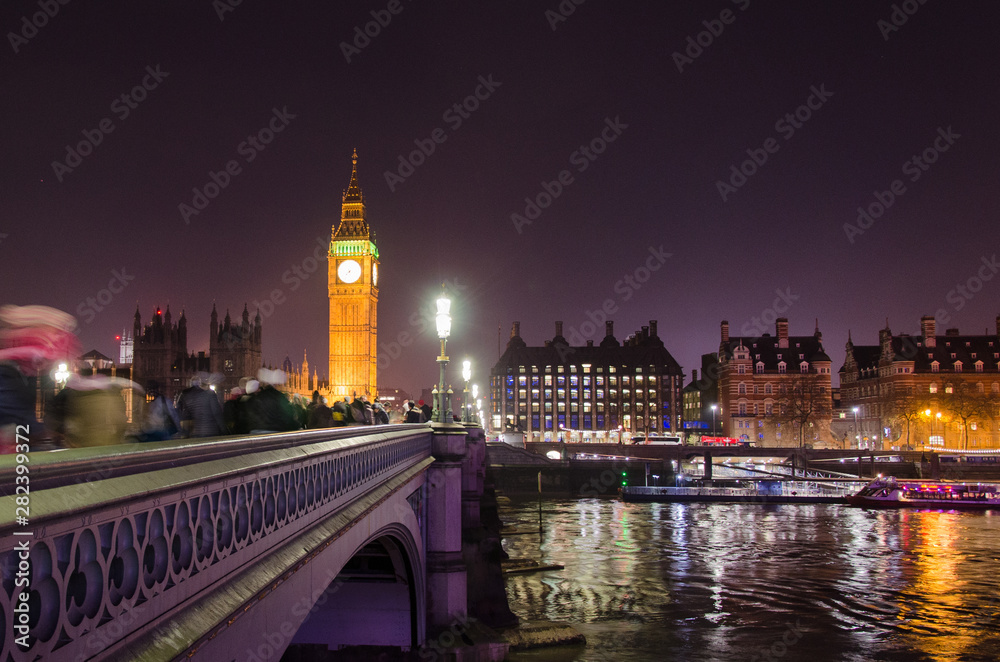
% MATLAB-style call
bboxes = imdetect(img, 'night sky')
[2,1,999,397]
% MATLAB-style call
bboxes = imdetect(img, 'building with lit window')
[840,315,1000,450]
[681,353,720,441]
[130,304,262,407]
[490,320,684,442]
[716,318,834,448]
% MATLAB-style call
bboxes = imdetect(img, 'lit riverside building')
[490,321,684,442]
[840,315,1000,450]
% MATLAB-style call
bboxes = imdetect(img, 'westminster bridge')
[0,423,507,661]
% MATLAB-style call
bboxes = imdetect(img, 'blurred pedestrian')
[177,376,226,438]
[0,304,78,452]
[139,388,180,441]
[372,397,389,425]
[405,400,425,423]
[419,399,432,421]
[244,370,299,432]
[47,374,130,447]
[307,390,333,428]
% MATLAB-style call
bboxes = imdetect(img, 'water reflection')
[502,499,1000,662]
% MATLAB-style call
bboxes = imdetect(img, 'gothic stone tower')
[328,150,379,399]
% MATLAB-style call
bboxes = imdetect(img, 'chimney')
[995,314,999,337]
[555,321,563,337]
[921,315,935,348]
[650,320,658,337]
[692,369,698,382]
[605,321,614,337]
[586,340,594,347]
[641,325,649,339]
[777,318,789,348]
[511,321,521,338]
[721,320,729,343]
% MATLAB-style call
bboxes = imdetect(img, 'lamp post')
[434,287,451,423]
[462,360,472,423]
[710,404,717,436]
[852,406,860,449]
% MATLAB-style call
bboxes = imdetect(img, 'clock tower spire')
[328,150,379,400]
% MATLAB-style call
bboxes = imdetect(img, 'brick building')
[840,315,1000,450]
[716,318,834,447]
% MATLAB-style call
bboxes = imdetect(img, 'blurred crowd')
[0,305,431,453]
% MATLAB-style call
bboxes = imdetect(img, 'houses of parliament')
[123,152,379,404]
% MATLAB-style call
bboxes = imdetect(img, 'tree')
[773,372,832,448]
[886,385,927,450]
[943,382,997,450]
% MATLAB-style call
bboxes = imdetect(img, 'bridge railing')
[0,424,433,661]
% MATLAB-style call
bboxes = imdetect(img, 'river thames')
[500,498,1000,662]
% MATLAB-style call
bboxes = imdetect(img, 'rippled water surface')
[500,498,1000,662]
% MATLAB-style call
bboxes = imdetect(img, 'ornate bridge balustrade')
[0,426,436,661]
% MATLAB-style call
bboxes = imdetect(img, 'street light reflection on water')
[501,498,1000,662]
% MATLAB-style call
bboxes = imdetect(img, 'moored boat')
[847,476,1000,510]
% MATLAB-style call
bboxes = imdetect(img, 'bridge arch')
[287,524,423,654]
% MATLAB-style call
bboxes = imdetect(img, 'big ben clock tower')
[328,149,379,399]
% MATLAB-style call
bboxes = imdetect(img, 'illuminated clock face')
[372,263,379,286]
[337,259,361,284]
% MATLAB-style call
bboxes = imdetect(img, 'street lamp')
[434,287,451,423]
[852,406,860,449]
[54,362,70,389]
[462,360,472,423]
[710,404,717,436]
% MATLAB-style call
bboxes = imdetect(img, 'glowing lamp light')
[435,292,452,339]
[462,359,472,383]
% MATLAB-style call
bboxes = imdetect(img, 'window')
[764,383,772,395]
[929,384,938,394]
[738,383,747,394]
[931,361,939,372]
[756,362,764,373]
[800,362,809,373]
[778,362,786,374]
